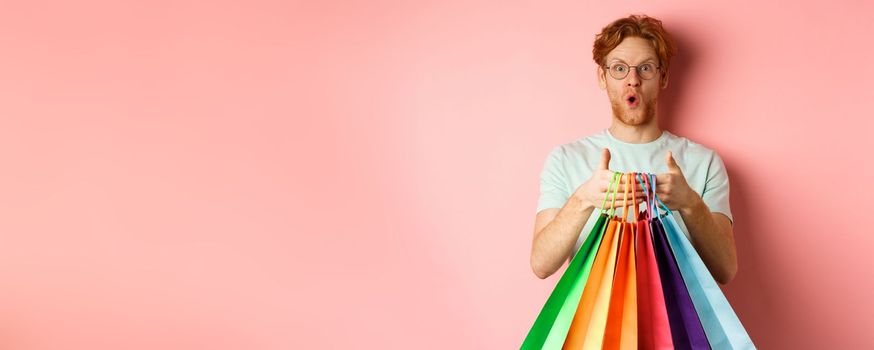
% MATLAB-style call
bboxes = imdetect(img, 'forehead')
[606,37,658,63]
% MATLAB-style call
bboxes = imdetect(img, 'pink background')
[0,0,871,349]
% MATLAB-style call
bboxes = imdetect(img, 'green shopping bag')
[521,173,621,349]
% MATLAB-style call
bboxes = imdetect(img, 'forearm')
[531,196,594,279]
[679,196,737,284]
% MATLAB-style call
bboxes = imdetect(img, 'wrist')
[679,193,706,217]
[569,194,595,213]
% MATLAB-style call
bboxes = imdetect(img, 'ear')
[660,72,670,89]
[597,66,607,90]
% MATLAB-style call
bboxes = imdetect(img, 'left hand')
[655,151,701,212]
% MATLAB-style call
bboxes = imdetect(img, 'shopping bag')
[602,173,639,350]
[645,175,710,349]
[521,173,619,349]
[522,170,755,350]
[650,173,756,350]
[562,174,627,349]
[635,174,674,350]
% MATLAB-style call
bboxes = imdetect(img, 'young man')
[530,15,737,285]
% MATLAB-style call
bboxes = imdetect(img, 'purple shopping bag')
[650,217,710,349]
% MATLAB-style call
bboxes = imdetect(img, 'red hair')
[593,14,677,82]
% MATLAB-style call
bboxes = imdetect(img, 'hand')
[572,148,644,211]
[655,151,701,212]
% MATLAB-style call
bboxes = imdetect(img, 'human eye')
[612,64,628,73]
[640,63,654,72]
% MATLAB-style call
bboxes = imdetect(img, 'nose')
[626,69,641,87]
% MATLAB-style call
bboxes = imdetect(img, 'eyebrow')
[608,57,658,64]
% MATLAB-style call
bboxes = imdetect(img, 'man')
[530,15,737,285]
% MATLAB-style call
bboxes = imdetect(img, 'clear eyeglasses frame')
[603,62,661,80]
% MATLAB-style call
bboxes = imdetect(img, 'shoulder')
[665,131,722,162]
[665,132,730,180]
[546,130,610,160]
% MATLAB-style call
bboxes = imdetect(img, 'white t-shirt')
[536,129,733,260]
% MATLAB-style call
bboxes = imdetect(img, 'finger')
[602,194,646,201]
[611,184,646,192]
[599,148,611,170]
[607,201,646,209]
[601,186,645,195]
[619,173,650,184]
[600,169,616,180]
[602,172,648,186]
[601,198,645,209]
[598,170,628,184]
[666,151,683,174]
[619,173,631,183]
[599,178,628,191]
[611,173,632,186]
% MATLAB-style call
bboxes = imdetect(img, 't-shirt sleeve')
[702,152,734,225]
[536,146,571,213]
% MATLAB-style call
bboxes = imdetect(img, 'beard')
[610,93,657,126]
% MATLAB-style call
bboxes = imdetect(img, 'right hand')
[571,148,645,211]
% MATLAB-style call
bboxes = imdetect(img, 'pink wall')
[0,0,871,348]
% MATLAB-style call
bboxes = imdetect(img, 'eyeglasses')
[603,62,661,80]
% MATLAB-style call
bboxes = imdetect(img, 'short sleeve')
[701,152,734,225]
[536,146,571,213]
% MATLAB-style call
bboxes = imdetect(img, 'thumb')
[666,151,682,173]
[599,148,611,170]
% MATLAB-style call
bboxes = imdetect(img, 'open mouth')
[626,94,639,107]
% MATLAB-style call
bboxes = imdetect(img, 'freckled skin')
[597,37,669,128]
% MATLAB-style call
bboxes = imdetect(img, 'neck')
[608,119,663,144]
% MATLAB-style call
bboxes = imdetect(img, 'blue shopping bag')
[649,174,756,350]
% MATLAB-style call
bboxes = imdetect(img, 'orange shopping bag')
[602,172,639,350]
[563,172,629,349]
